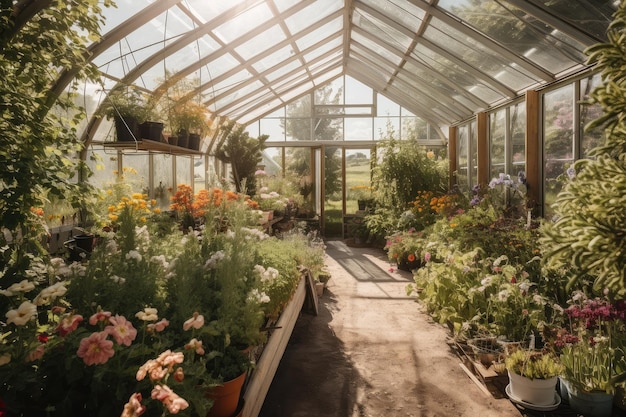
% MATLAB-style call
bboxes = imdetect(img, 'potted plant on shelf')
[102,86,161,142]
[505,348,563,407]
[159,75,211,150]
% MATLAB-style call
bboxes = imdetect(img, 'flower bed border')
[242,274,307,417]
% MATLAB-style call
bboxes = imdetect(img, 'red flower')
[37,333,49,343]
[510,276,517,283]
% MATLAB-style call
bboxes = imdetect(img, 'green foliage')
[541,3,626,293]
[0,0,105,303]
[506,349,563,380]
[215,121,268,195]
[370,129,448,235]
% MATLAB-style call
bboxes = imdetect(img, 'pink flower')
[424,252,431,262]
[147,318,169,333]
[173,367,184,382]
[56,314,83,336]
[106,315,137,346]
[184,338,205,355]
[156,350,184,369]
[77,332,115,365]
[25,345,45,362]
[183,312,204,331]
[388,267,395,273]
[89,311,111,326]
[121,393,146,417]
[151,385,189,414]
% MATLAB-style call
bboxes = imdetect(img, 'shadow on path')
[257,287,363,417]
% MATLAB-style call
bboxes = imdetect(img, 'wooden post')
[525,90,540,216]
[476,112,489,186]
[448,125,458,190]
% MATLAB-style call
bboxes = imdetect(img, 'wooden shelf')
[99,139,203,155]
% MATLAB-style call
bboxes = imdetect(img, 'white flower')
[249,289,270,304]
[136,307,158,321]
[532,294,545,305]
[6,301,37,326]
[492,255,508,267]
[105,239,119,254]
[204,251,226,269]
[552,303,564,313]
[33,282,67,305]
[111,275,126,284]
[497,290,509,301]
[480,276,492,286]
[7,279,36,294]
[125,250,142,262]
[519,282,531,292]
[150,255,170,269]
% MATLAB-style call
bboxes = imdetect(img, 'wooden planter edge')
[242,275,307,417]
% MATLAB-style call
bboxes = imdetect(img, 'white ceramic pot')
[508,370,558,406]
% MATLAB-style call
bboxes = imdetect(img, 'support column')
[476,112,489,186]
[448,125,458,190]
[525,90,540,215]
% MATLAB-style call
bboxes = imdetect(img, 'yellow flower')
[153,208,162,214]
[108,214,118,222]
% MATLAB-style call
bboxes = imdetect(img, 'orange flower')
[407,253,416,262]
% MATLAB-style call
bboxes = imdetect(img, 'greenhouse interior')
[1,0,626,416]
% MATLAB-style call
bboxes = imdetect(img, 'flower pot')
[562,379,614,417]
[206,372,246,417]
[507,370,558,406]
[188,133,201,151]
[114,115,139,142]
[139,121,164,142]
[177,130,189,148]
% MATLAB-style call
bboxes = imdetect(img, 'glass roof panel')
[284,0,343,34]
[360,0,426,32]
[198,53,242,86]
[412,44,504,103]
[350,43,399,75]
[437,0,585,74]
[97,0,150,33]
[274,0,304,14]
[303,38,343,62]
[353,7,414,52]
[265,60,303,82]
[294,17,343,51]
[234,25,287,59]
[351,31,403,66]
[213,2,273,44]
[252,46,294,73]
[423,18,539,90]
[185,0,247,24]
[533,0,616,41]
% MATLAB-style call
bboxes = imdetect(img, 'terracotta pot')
[206,372,246,417]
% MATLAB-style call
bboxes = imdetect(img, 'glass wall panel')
[122,154,150,194]
[580,74,605,157]
[345,118,373,141]
[153,154,174,210]
[260,118,285,142]
[470,120,478,190]
[510,102,526,178]
[457,125,469,191]
[376,94,400,116]
[374,117,399,139]
[176,156,193,189]
[345,149,372,214]
[193,156,206,192]
[86,146,118,190]
[543,84,574,216]
[323,146,342,237]
[490,108,506,179]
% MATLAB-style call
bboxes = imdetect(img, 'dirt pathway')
[258,240,521,417]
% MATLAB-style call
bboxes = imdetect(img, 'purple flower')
[566,166,576,180]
